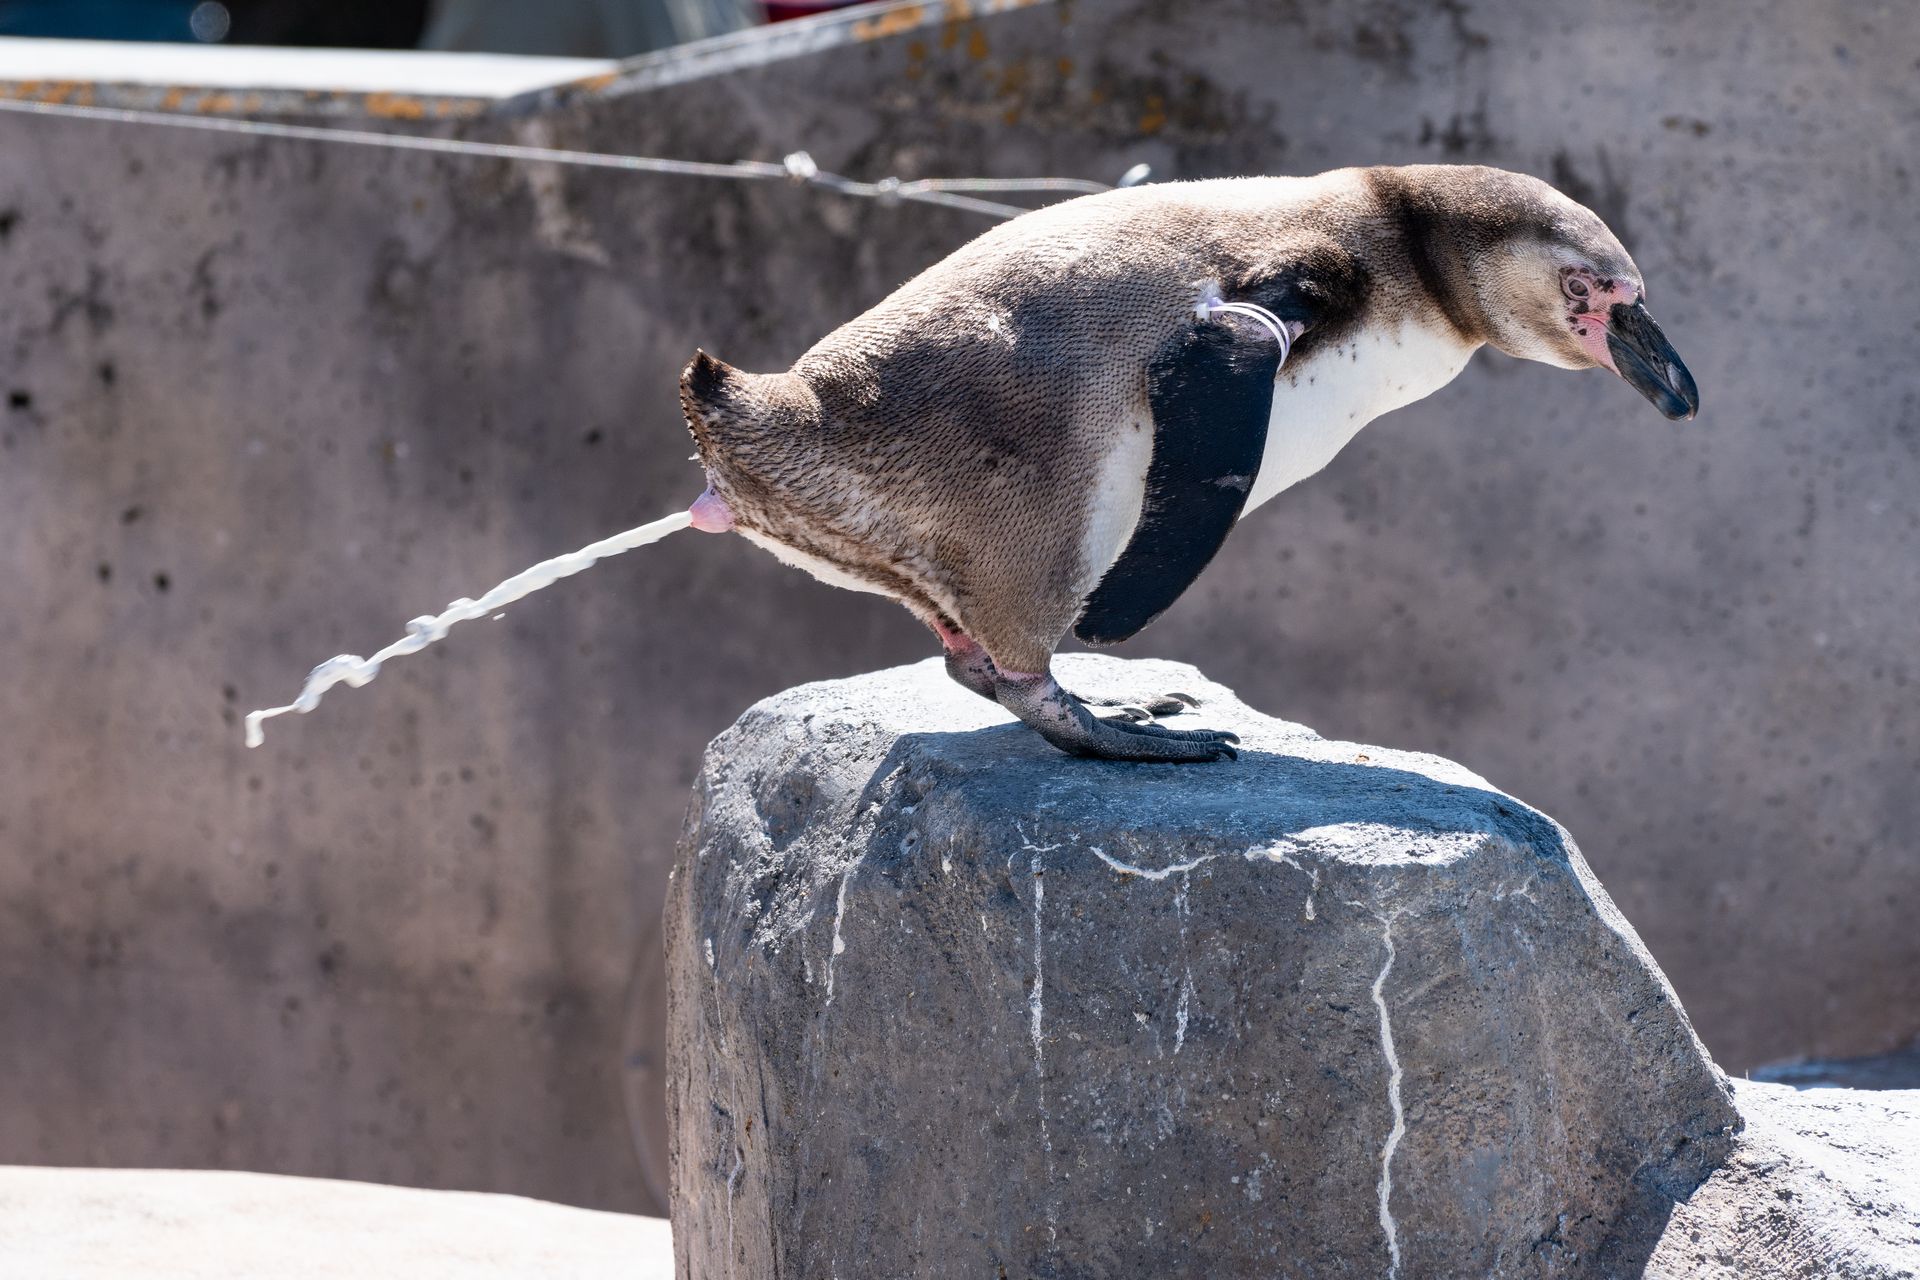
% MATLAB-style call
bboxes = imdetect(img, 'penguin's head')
[1455,171,1700,421]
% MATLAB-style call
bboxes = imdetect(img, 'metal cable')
[0,95,1119,219]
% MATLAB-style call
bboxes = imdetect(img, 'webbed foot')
[995,671,1236,763]
[1069,690,1200,721]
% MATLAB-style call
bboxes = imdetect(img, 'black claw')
[1101,719,1238,745]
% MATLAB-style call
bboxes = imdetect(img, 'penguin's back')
[676,173,1402,664]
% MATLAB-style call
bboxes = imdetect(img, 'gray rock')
[666,655,1740,1278]
[1647,1081,1920,1279]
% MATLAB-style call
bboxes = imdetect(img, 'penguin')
[246,163,1700,760]
[677,164,1698,763]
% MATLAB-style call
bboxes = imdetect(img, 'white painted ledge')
[0,38,616,98]
[0,1167,673,1279]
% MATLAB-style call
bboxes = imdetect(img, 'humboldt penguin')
[679,163,1698,763]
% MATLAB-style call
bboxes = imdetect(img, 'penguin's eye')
[1562,274,1591,301]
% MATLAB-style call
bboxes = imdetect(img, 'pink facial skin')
[1561,268,1643,372]
[688,486,735,533]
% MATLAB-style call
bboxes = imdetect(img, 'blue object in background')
[0,0,207,41]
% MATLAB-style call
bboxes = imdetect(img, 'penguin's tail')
[678,349,819,472]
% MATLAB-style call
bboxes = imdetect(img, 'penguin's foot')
[1069,689,1199,721]
[994,671,1237,763]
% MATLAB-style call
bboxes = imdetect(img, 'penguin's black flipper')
[1075,313,1280,645]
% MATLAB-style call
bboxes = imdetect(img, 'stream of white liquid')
[244,509,693,748]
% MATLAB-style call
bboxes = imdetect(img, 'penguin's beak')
[1606,301,1699,421]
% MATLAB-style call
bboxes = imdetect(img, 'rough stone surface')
[0,1166,673,1279]
[667,656,1740,1278]
[1648,1081,1920,1279]
[4,0,1916,1213]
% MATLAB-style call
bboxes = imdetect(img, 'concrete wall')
[0,0,1914,1213]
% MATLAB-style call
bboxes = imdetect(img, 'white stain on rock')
[725,1145,744,1280]
[1018,830,1061,1240]
[824,865,854,1006]
[1092,845,1220,881]
[1029,855,1046,1066]
[1173,872,1196,1055]
[1245,843,1322,920]
[1368,911,1408,1280]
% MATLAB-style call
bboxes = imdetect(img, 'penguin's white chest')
[1243,321,1477,514]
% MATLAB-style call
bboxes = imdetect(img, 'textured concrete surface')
[668,655,1740,1278]
[1,0,1915,1215]
[1648,1081,1920,1279]
[0,1167,673,1279]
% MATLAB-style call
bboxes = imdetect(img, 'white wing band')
[1201,299,1293,370]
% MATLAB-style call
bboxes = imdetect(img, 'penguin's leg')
[931,618,1000,703]
[934,618,1194,720]
[992,666,1238,763]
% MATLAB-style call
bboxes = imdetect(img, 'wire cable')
[0,95,1122,219]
